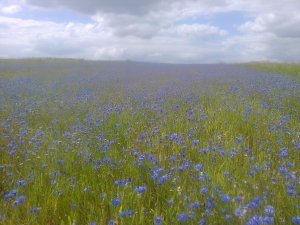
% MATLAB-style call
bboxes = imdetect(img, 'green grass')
[243,62,300,81]
[0,60,299,225]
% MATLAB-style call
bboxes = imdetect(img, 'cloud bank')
[0,0,299,63]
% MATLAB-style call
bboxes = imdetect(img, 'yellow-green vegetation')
[243,62,300,81]
[0,60,299,225]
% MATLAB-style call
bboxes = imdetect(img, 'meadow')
[0,59,299,225]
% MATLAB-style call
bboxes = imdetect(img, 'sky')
[0,0,300,63]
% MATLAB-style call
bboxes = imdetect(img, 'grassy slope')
[242,62,300,81]
[0,60,299,225]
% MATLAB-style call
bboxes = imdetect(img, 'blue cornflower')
[223,171,230,177]
[30,207,40,213]
[15,195,25,205]
[16,180,26,186]
[56,159,64,164]
[263,216,274,224]
[169,133,178,141]
[177,212,186,222]
[199,218,206,225]
[234,196,242,202]
[245,215,264,225]
[157,174,169,185]
[199,148,209,153]
[54,190,62,195]
[292,216,300,224]
[246,197,260,209]
[264,205,275,215]
[108,219,117,225]
[279,147,288,158]
[134,186,147,193]
[51,180,57,185]
[236,137,243,142]
[89,222,97,225]
[188,201,200,208]
[169,156,177,161]
[234,208,246,217]
[111,198,120,206]
[167,199,174,205]
[4,189,18,199]
[102,157,111,163]
[201,186,208,193]
[154,216,162,224]
[119,209,133,217]
[194,164,203,170]
[114,179,128,186]
[221,194,231,203]
[0,212,2,220]
[192,139,199,145]
[41,163,48,168]
[278,167,288,173]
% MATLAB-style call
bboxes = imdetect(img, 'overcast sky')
[0,0,299,63]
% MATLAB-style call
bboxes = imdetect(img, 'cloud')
[95,47,127,59]
[1,4,22,14]
[1,0,300,62]
[239,12,300,38]
[165,24,227,39]
[25,0,174,15]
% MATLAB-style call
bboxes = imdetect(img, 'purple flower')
[199,218,206,225]
[177,212,186,222]
[154,216,162,224]
[4,189,18,199]
[157,174,169,185]
[169,133,178,141]
[264,205,275,215]
[236,137,243,142]
[56,159,64,164]
[234,208,246,217]
[167,199,174,205]
[221,194,231,203]
[134,186,147,193]
[108,219,116,225]
[278,167,288,173]
[292,216,300,224]
[15,195,25,205]
[234,196,242,202]
[30,207,40,213]
[194,164,203,170]
[199,148,209,153]
[111,198,120,206]
[188,201,200,208]
[119,209,133,217]
[201,186,208,194]
[245,215,264,225]
[114,179,128,186]
[279,147,288,158]
[16,180,26,186]
[192,139,199,145]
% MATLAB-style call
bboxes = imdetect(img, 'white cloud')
[95,47,127,59]
[0,0,300,62]
[1,4,22,14]
[165,24,227,39]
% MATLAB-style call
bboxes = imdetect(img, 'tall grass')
[0,60,299,225]
[243,62,300,81]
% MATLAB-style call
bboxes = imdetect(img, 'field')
[0,59,299,225]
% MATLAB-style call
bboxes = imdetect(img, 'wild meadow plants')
[0,60,299,224]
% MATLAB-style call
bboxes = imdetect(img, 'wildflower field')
[0,59,299,225]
